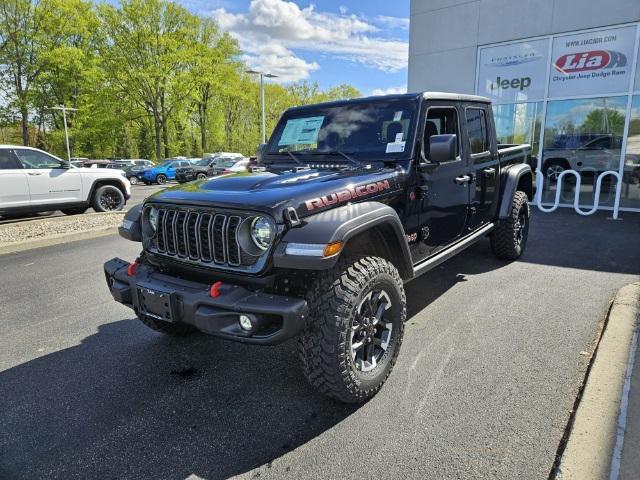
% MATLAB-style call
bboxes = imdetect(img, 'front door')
[465,105,500,230]
[14,149,83,205]
[0,149,30,208]
[413,104,470,262]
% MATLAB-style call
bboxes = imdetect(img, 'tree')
[98,0,203,159]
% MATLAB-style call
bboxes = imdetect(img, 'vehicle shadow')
[0,243,508,480]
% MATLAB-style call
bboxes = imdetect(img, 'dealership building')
[408,0,640,214]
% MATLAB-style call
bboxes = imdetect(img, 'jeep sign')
[549,26,636,97]
[477,38,548,102]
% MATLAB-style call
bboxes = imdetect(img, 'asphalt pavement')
[1,209,639,480]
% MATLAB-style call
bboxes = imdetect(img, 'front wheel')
[298,256,406,403]
[92,185,125,212]
[129,176,139,185]
[156,174,167,185]
[196,173,207,180]
[491,190,530,260]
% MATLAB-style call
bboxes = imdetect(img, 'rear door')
[414,102,470,261]
[14,148,83,205]
[0,149,30,208]
[465,105,500,229]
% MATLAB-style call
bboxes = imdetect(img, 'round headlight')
[148,206,158,232]
[250,216,274,250]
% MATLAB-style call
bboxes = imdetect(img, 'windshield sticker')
[386,141,406,153]
[278,116,325,146]
[395,132,404,142]
[393,111,403,121]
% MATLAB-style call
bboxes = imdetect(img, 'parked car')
[123,165,150,185]
[0,145,130,216]
[210,156,249,175]
[139,159,193,184]
[106,92,532,403]
[82,159,112,169]
[115,159,155,168]
[542,134,624,180]
[175,158,212,183]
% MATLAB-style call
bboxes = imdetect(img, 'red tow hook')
[127,261,138,276]
[210,281,223,298]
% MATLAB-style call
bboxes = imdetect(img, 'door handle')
[454,175,471,185]
[27,172,43,176]
[482,168,496,175]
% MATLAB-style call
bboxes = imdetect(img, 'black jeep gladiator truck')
[105,92,533,403]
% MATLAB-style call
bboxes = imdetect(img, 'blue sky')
[178,0,410,95]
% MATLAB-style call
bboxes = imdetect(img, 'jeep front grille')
[149,206,255,269]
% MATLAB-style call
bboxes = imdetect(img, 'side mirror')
[256,143,267,164]
[429,134,457,163]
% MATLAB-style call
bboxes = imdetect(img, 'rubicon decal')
[554,50,627,74]
[305,180,391,211]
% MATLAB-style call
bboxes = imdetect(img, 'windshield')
[267,98,418,160]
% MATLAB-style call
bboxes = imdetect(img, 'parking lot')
[1,209,639,479]
[0,183,166,225]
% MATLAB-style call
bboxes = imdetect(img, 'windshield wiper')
[328,150,359,166]
[285,150,303,165]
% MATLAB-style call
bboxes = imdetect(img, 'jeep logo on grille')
[305,180,391,211]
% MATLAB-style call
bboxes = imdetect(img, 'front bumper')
[104,258,308,345]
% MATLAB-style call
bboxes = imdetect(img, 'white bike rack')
[534,168,623,219]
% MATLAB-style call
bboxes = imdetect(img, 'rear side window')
[0,149,20,169]
[466,108,489,154]
[15,149,64,169]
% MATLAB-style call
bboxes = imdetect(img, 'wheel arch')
[498,164,533,219]
[272,201,414,281]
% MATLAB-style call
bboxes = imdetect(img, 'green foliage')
[0,0,362,159]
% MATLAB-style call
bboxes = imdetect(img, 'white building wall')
[408,0,640,93]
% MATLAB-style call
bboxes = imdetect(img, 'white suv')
[0,146,131,216]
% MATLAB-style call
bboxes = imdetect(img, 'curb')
[555,282,640,480]
[0,226,119,256]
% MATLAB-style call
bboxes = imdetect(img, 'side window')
[15,149,64,169]
[0,150,20,169]
[424,107,459,161]
[466,108,490,155]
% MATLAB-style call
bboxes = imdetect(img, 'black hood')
[146,166,405,221]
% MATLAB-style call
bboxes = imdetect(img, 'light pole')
[246,70,278,144]
[49,105,78,162]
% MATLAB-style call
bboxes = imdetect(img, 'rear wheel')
[156,174,167,185]
[92,185,125,212]
[298,255,406,403]
[491,190,529,260]
[61,207,88,215]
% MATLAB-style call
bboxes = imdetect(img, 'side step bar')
[410,223,495,280]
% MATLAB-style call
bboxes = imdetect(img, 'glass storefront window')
[620,96,640,209]
[492,102,543,156]
[541,96,627,207]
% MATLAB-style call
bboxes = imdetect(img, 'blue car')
[140,159,193,185]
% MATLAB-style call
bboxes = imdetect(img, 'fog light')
[239,314,253,331]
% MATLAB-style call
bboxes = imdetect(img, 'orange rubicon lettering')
[304,180,391,211]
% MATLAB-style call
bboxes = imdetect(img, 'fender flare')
[498,164,533,219]
[272,201,413,279]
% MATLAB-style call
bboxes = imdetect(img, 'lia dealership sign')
[477,38,548,102]
[549,26,636,97]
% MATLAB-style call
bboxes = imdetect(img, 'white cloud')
[212,0,409,82]
[371,85,407,96]
[374,15,410,30]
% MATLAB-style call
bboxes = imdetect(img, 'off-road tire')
[297,255,406,403]
[137,313,196,336]
[156,174,167,184]
[61,207,87,215]
[91,185,125,212]
[491,190,529,260]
